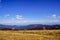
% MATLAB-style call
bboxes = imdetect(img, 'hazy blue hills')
[0,24,60,30]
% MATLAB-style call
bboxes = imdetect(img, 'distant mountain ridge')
[0,24,60,30]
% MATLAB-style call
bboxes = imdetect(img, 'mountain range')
[0,24,60,30]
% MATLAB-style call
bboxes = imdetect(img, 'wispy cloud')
[0,19,43,25]
[4,14,10,17]
[16,15,23,20]
[58,16,60,18]
[48,14,60,19]
[47,14,60,24]
[49,20,59,23]
[0,14,60,25]
[51,14,57,18]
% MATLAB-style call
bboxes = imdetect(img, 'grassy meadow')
[0,30,60,40]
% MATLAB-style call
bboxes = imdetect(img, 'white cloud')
[51,14,57,18]
[58,16,60,18]
[4,14,10,17]
[0,19,43,25]
[48,14,60,19]
[48,20,60,24]
[16,15,23,20]
[0,14,24,25]
[0,14,60,25]
[0,18,60,25]
[49,20,59,23]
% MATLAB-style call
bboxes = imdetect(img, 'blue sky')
[0,0,60,25]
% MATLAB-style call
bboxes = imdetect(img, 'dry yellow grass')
[0,30,60,40]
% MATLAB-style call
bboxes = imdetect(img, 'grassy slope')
[0,30,60,40]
